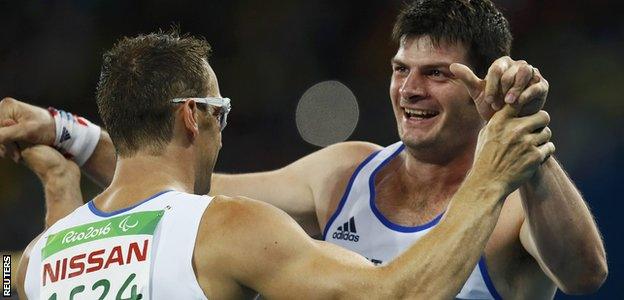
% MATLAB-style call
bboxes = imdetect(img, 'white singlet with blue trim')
[24,190,209,300]
[323,141,502,300]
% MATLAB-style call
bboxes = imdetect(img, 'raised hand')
[470,104,554,195]
[0,98,57,160]
[450,57,549,120]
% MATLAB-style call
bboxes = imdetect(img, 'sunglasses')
[171,97,231,131]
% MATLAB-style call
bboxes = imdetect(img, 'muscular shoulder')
[194,196,311,286]
[296,142,381,229]
[318,141,381,166]
[198,195,303,240]
[289,141,380,180]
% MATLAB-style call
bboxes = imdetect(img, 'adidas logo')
[59,127,71,143]
[331,217,360,242]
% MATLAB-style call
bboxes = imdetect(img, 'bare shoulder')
[296,141,381,184]
[194,195,312,290]
[195,195,305,264]
[293,141,380,167]
[294,141,381,230]
[319,141,382,164]
[199,195,303,237]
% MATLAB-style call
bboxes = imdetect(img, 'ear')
[181,100,200,139]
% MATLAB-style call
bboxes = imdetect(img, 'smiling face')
[390,35,484,159]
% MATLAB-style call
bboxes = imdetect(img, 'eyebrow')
[390,58,405,65]
[390,58,453,70]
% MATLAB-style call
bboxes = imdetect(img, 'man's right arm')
[201,181,506,299]
[199,105,555,298]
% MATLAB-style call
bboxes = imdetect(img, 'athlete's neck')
[391,140,477,203]
[403,146,474,188]
[94,148,198,212]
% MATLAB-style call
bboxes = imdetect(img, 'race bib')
[40,210,164,300]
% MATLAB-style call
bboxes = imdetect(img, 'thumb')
[450,63,483,99]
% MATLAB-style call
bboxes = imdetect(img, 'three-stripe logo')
[331,217,360,242]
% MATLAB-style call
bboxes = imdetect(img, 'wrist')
[44,111,57,146]
[48,107,101,166]
[40,162,80,189]
[462,171,508,202]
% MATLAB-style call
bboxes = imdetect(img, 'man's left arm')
[518,157,608,294]
[453,56,608,294]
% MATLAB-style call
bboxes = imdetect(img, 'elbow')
[559,258,608,295]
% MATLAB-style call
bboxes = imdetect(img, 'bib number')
[40,210,163,299]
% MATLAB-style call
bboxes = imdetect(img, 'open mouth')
[403,108,440,120]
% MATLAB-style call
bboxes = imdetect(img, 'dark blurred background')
[0,0,622,298]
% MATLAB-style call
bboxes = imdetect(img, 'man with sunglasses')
[5,30,555,299]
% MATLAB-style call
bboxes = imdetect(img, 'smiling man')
[0,0,608,298]
[4,30,559,299]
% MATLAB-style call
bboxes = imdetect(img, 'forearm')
[81,130,116,188]
[38,164,83,228]
[382,178,506,299]
[519,157,607,293]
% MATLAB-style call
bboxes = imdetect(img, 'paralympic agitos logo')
[331,217,360,242]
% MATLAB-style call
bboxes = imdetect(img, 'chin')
[399,126,436,146]
[401,136,438,150]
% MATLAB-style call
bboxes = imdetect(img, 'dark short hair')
[392,0,512,77]
[96,30,212,157]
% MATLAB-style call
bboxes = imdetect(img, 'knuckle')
[0,97,15,107]
[501,74,513,87]
[542,78,549,88]
[549,142,556,153]
[516,60,531,71]
[488,120,503,132]
[520,64,532,76]
[489,64,503,75]
[535,110,550,124]
[542,110,551,124]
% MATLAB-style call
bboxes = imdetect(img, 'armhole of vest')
[185,196,212,299]
[322,150,380,240]
[24,233,45,298]
[478,256,503,300]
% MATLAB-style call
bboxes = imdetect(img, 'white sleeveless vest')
[323,142,502,299]
[25,190,209,300]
